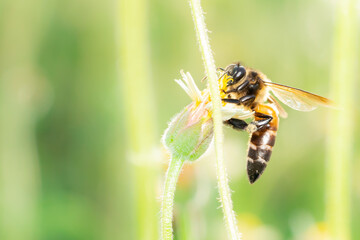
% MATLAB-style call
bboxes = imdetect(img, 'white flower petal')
[185,71,202,101]
[176,70,203,102]
[205,102,253,121]
[175,79,192,98]
[221,104,254,121]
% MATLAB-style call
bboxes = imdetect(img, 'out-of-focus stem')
[117,0,159,239]
[0,0,46,239]
[160,157,185,240]
[326,0,357,239]
[189,0,241,239]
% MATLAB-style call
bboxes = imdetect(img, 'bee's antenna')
[202,67,227,82]
[202,66,232,83]
[217,67,228,80]
[201,76,207,82]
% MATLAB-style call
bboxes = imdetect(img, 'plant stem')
[160,157,185,240]
[189,0,241,239]
[326,0,357,239]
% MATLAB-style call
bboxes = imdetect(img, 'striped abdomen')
[247,104,279,184]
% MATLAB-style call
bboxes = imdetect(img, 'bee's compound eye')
[230,65,240,77]
[233,66,246,81]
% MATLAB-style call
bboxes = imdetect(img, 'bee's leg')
[222,98,240,104]
[223,94,256,105]
[222,94,256,105]
[239,95,255,103]
[236,80,250,92]
[245,112,273,133]
[224,118,248,131]
[225,80,249,93]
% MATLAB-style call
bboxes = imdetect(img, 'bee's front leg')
[222,98,240,104]
[222,94,255,105]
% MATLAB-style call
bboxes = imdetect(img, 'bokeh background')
[0,0,359,239]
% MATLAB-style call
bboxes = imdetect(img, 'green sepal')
[162,105,214,162]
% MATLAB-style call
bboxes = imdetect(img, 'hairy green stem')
[160,157,185,240]
[189,0,241,239]
[326,0,357,239]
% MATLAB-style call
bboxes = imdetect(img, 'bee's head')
[225,63,246,86]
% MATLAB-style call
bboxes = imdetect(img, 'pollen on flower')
[175,70,254,123]
[218,74,232,101]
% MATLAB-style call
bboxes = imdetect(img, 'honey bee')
[220,63,334,184]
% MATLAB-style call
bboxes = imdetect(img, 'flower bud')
[162,102,214,162]
[162,70,252,162]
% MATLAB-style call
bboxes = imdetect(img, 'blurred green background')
[0,0,358,239]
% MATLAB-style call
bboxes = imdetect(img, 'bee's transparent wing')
[268,95,288,118]
[264,82,335,111]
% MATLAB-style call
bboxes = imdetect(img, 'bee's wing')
[268,94,288,118]
[264,82,335,111]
